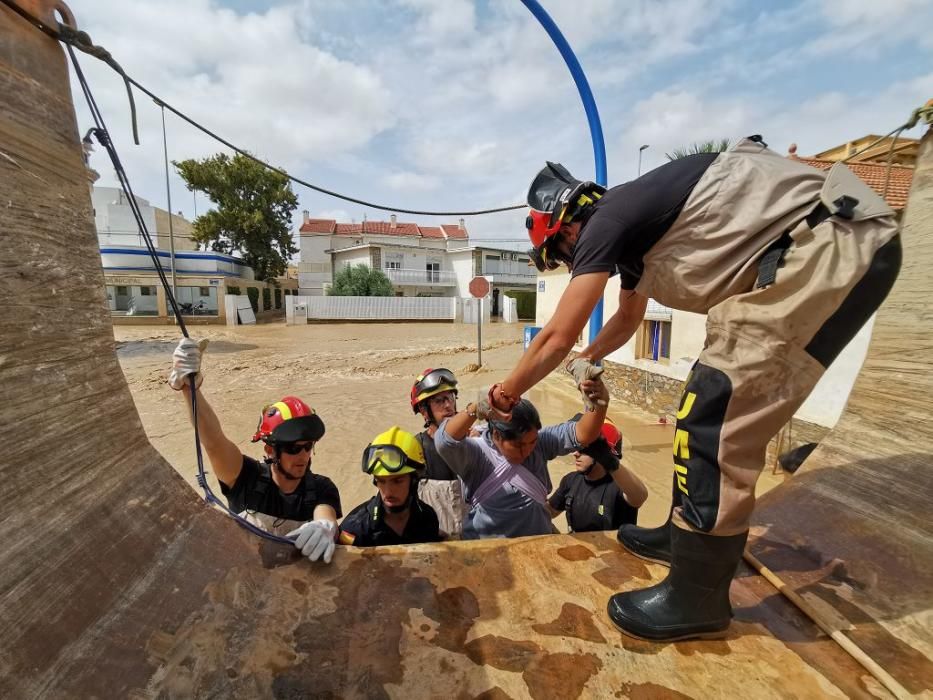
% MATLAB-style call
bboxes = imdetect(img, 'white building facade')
[297,213,536,317]
[92,186,294,323]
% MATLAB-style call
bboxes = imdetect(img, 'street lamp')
[637,144,650,176]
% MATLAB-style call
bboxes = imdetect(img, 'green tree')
[665,139,733,161]
[329,265,394,296]
[174,153,298,281]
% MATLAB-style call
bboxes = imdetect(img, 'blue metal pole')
[519,0,607,346]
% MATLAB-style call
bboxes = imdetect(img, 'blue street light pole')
[520,0,607,346]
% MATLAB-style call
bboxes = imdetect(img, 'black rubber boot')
[607,527,748,642]
[617,473,680,566]
[617,510,672,566]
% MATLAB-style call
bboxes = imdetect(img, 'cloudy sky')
[72,0,932,249]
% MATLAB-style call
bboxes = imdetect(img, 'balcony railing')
[482,271,537,285]
[384,267,457,286]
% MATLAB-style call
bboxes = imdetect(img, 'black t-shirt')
[417,430,457,480]
[571,153,718,289]
[339,494,442,547]
[220,456,342,521]
[548,472,638,532]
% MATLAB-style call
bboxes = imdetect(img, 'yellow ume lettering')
[672,392,697,495]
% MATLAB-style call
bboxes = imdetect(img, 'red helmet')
[525,161,605,272]
[251,396,325,444]
[600,419,622,457]
[410,368,458,413]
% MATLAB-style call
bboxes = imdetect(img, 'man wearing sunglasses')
[410,368,468,539]
[169,338,342,563]
[338,426,442,547]
[488,139,901,642]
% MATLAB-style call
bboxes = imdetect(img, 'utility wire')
[67,43,294,546]
[1,0,524,217]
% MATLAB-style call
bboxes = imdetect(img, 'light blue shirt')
[435,419,581,539]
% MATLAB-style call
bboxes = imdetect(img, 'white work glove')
[168,337,208,390]
[287,519,337,564]
[566,358,607,411]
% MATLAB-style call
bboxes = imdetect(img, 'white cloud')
[62,0,931,233]
[313,208,351,221]
[384,171,440,191]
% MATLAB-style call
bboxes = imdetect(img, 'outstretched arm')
[612,463,649,509]
[169,337,243,487]
[498,271,609,401]
[578,288,648,362]
[179,385,243,487]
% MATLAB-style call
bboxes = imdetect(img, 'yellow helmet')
[361,426,426,477]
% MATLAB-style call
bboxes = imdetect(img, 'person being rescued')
[435,376,609,539]
[547,418,648,533]
[169,338,342,564]
[338,426,443,547]
[410,368,469,539]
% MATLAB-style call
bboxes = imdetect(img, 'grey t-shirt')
[435,419,581,539]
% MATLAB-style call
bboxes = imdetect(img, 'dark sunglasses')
[280,442,314,455]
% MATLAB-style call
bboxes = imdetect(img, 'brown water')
[116,321,785,529]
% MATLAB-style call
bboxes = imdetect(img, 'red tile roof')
[300,218,336,234]
[300,217,470,239]
[792,157,914,211]
[441,224,468,240]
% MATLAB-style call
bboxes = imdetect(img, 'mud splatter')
[618,681,697,699]
[523,651,602,700]
[276,558,480,699]
[464,635,542,672]
[471,687,514,700]
[673,639,732,657]
[430,586,482,652]
[591,551,652,589]
[531,602,606,644]
[556,544,595,562]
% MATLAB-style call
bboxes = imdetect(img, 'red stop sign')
[469,276,490,298]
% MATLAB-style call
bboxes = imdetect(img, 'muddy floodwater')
[116,320,785,531]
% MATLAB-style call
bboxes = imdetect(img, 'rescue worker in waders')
[548,418,648,532]
[488,137,901,641]
[169,338,342,563]
[410,368,469,538]
[435,378,610,539]
[338,426,443,547]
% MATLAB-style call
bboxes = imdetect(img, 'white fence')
[384,268,457,286]
[287,295,458,322]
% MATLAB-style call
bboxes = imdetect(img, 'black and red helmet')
[599,419,623,457]
[251,396,325,444]
[525,161,605,272]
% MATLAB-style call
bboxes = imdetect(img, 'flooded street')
[116,321,785,531]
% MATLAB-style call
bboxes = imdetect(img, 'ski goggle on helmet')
[361,426,426,477]
[410,368,458,413]
[526,161,605,272]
